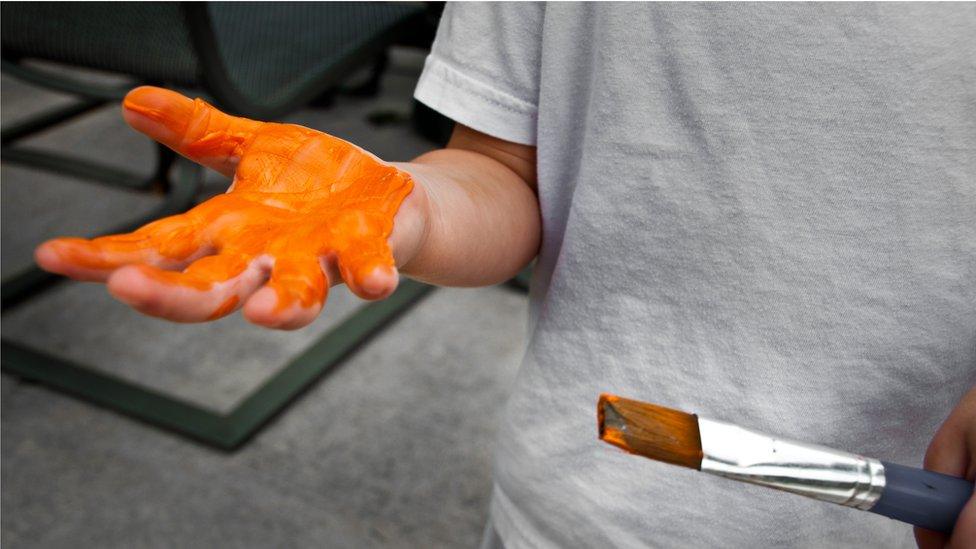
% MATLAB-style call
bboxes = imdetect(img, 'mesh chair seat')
[2,2,425,115]
[1,3,199,85]
[209,2,423,108]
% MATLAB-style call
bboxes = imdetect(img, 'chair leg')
[0,97,106,146]
[1,276,434,451]
[1,96,161,191]
[1,146,161,191]
[150,143,177,193]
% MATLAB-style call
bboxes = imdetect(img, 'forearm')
[392,148,541,287]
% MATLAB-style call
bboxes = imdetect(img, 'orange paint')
[40,87,413,319]
[597,394,633,453]
[597,394,704,470]
[208,295,240,321]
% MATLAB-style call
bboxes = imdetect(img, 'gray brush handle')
[870,461,973,534]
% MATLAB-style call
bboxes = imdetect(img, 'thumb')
[122,86,262,177]
[915,387,976,549]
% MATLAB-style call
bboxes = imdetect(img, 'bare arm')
[393,125,540,287]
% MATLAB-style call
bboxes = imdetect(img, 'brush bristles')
[597,394,704,470]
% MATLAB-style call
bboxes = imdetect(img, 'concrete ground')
[1,49,527,548]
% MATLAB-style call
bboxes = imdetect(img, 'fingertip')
[242,287,320,330]
[34,240,64,273]
[122,86,192,117]
[122,86,193,142]
[123,85,166,107]
[106,265,158,308]
[241,287,277,323]
[352,266,398,301]
[913,527,946,549]
[35,238,112,282]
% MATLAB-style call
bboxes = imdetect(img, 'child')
[37,4,975,547]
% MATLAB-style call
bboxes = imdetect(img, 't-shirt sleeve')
[414,3,544,146]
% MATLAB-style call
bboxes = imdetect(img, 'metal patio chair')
[1,1,432,450]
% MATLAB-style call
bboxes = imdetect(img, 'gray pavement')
[1,50,527,548]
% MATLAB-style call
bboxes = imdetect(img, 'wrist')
[388,162,433,277]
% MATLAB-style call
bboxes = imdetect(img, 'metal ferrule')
[697,418,886,510]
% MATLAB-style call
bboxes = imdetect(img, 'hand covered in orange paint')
[35,87,427,329]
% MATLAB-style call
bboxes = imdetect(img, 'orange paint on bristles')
[597,393,705,471]
[597,394,631,453]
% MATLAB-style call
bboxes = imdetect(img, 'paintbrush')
[597,393,973,534]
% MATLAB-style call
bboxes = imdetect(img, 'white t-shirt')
[415,4,975,548]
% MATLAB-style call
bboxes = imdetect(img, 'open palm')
[36,87,418,329]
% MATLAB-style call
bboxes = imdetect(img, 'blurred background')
[1,3,528,547]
